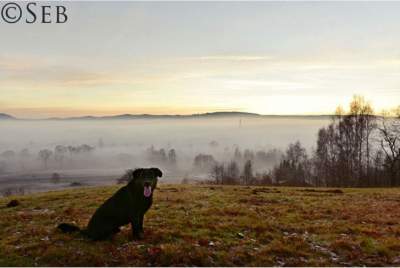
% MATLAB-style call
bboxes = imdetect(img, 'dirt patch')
[298,189,344,194]
[252,188,281,194]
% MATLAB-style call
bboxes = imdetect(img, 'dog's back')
[85,186,133,239]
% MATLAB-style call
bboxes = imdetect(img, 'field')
[1,184,400,266]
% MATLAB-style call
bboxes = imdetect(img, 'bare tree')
[225,161,240,184]
[168,149,177,166]
[19,148,30,170]
[38,149,52,169]
[313,95,376,187]
[378,110,400,186]
[233,147,242,163]
[79,144,95,154]
[349,95,376,185]
[242,160,253,185]
[147,146,168,164]
[54,145,67,168]
[243,149,255,161]
[273,141,310,186]
[211,163,224,184]
[194,154,216,170]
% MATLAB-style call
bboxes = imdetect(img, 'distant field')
[1,184,400,266]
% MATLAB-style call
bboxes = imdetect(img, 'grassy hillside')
[1,184,400,266]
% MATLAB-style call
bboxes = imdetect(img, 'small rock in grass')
[392,256,400,264]
[237,232,245,238]
[41,236,50,241]
[331,256,339,262]
[6,199,20,207]
[276,259,285,266]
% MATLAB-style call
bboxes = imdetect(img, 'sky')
[0,1,399,118]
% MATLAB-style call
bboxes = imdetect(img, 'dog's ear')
[151,168,162,178]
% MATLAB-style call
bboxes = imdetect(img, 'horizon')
[1,110,335,120]
[1,2,400,118]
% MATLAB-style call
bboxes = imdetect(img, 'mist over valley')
[0,114,329,195]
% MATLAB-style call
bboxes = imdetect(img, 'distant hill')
[0,113,15,120]
[52,112,331,120]
[48,112,263,120]
[2,112,331,121]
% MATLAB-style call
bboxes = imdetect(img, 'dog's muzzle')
[144,182,152,197]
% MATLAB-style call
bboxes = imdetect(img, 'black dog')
[58,167,162,240]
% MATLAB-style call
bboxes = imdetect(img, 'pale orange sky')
[1,2,400,118]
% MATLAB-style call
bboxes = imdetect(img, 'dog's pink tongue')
[144,186,152,197]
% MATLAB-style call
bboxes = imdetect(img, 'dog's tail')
[57,223,81,233]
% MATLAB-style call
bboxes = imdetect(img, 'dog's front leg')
[130,216,143,240]
[138,213,144,234]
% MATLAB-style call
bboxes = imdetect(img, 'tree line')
[0,144,95,173]
[310,96,400,187]
[210,96,400,187]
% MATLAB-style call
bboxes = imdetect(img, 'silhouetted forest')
[210,96,400,187]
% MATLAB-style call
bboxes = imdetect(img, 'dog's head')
[127,168,162,198]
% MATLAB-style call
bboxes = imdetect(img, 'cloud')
[182,55,273,62]
[0,55,132,88]
[0,55,41,72]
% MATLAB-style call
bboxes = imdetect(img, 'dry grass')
[1,184,400,266]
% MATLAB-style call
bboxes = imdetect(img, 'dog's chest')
[132,195,152,212]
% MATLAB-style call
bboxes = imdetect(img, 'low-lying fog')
[0,117,329,195]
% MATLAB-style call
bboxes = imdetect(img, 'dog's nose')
[144,181,150,187]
